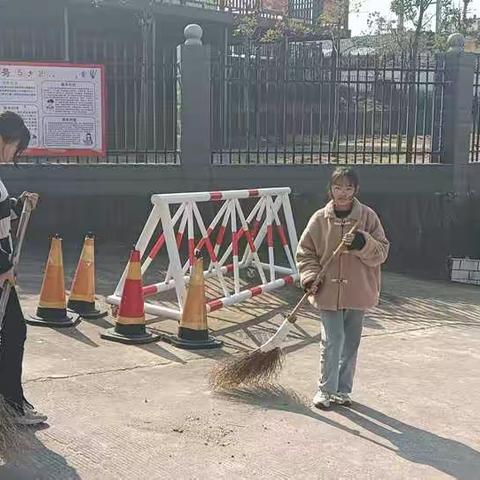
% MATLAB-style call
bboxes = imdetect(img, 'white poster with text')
[0,62,105,156]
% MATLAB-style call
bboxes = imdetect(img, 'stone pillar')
[442,33,475,197]
[177,24,212,169]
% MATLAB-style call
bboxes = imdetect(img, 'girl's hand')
[342,232,355,247]
[20,191,39,209]
[0,268,15,286]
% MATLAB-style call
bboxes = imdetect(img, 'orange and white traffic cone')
[163,252,222,350]
[101,249,160,344]
[67,233,107,319]
[27,234,79,328]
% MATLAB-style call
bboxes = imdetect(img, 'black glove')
[347,232,366,251]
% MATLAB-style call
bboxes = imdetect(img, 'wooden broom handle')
[0,197,36,332]
[311,220,358,290]
[287,220,359,323]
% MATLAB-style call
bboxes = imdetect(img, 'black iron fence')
[472,55,480,163]
[1,3,477,168]
[211,42,446,164]
[70,25,178,164]
[0,8,179,164]
[0,24,64,61]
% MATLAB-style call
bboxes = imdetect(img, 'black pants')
[0,288,26,413]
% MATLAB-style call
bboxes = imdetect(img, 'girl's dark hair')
[0,111,31,160]
[329,167,359,189]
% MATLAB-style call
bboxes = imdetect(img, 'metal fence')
[219,0,320,21]
[471,55,480,163]
[0,24,64,61]
[287,0,319,23]
[70,24,179,164]
[0,10,179,164]
[211,42,447,165]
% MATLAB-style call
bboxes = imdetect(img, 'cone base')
[27,312,79,328]
[101,327,161,345]
[71,308,108,320]
[163,329,223,350]
[67,300,108,320]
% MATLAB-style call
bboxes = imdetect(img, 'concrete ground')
[0,242,479,479]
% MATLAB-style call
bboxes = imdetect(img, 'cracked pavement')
[0,243,479,479]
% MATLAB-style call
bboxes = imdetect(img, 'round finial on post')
[447,33,465,53]
[184,24,203,46]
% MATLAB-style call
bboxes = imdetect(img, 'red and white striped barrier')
[107,188,299,319]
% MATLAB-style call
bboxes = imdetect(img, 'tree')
[435,0,479,50]
[362,1,436,162]
[317,0,350,55]
[365,0,476,55]
[230,1,355,156]
[462,0,472,23]
[360,0,478,162]
[389,0,436,56]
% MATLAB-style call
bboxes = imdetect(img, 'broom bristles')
[0,396,34,461]
[209,347,284,390]
[0,397,21,460]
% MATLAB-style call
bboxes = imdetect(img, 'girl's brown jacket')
[296,198,389,311]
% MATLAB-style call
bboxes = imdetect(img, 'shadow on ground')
[337,403,480,480]
[0,425,80,480]
[215,385,393,451]
[216,385,480,480]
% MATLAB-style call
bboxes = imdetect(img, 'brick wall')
[451,258,480,285]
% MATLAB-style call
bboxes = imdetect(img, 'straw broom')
[0,398,21,459]
[210,221,358,390]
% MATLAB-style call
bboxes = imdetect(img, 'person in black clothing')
[0,111,47,425]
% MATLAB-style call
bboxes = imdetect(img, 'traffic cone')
[163,252,222,350]
[27,235,79,328]
[101,249,160,344]
[67,233,107,319]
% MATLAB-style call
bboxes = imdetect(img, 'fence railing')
[0,10,179,164]
[471,55,480,163]
[67,0,320,22]
[69,27,179,164]
[211,42,446,165]
[287,0,317,22]
[220,0,321,22]
[0,9,477,169]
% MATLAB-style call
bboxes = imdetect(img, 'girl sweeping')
[296,167,389,409]
[0,111,47,425]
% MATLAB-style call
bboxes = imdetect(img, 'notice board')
[0,62,106,157]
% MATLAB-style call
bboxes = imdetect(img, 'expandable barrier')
[107,188,299,319]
